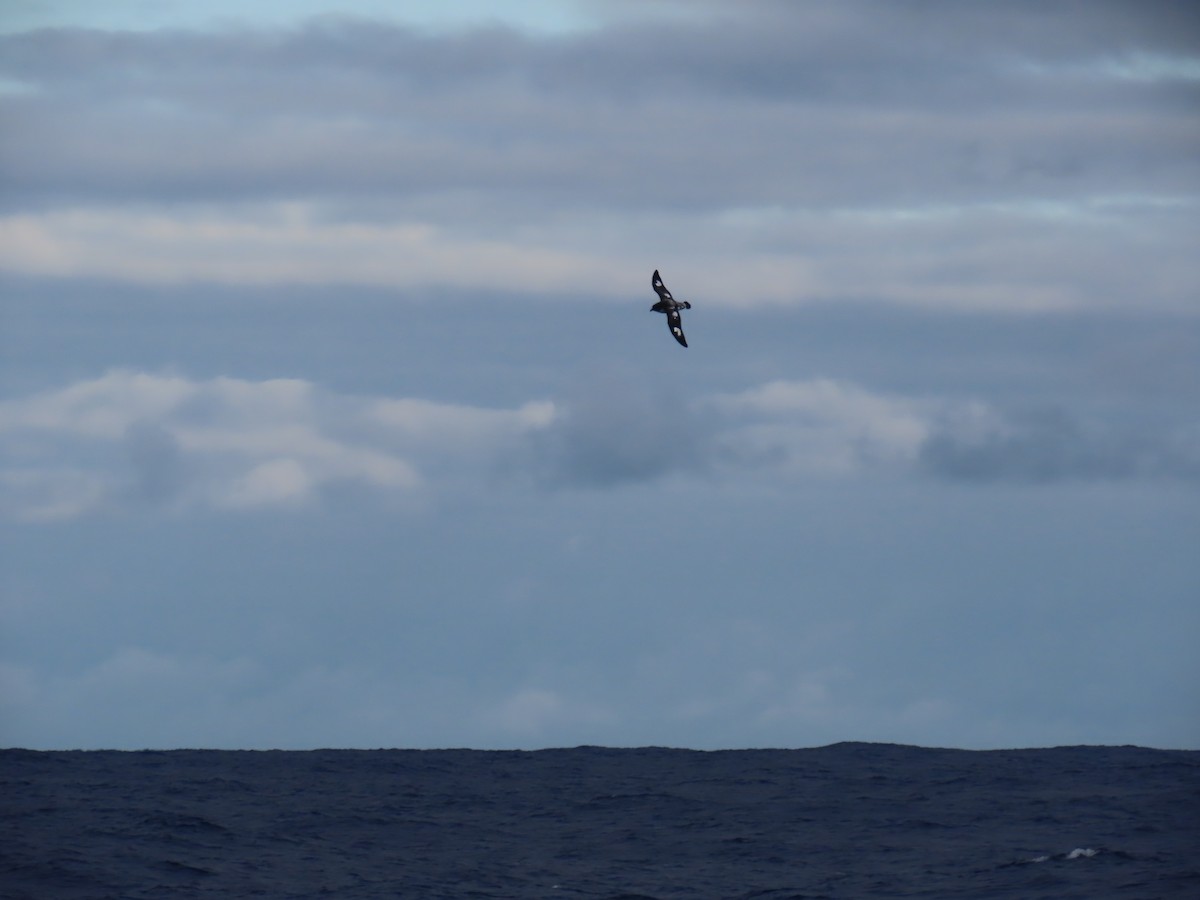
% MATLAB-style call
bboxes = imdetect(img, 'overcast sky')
[1,1,1198,751]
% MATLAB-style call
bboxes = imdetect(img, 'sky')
[1,1,1198,752]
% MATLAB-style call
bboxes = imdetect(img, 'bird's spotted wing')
[666,307,688,347]
[652,269,674,304]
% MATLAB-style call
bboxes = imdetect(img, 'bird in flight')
[650,269,690,347]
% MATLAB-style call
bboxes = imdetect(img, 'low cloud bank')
[4,369,1194,522]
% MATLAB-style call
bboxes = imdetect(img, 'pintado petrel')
[650,269,691,347]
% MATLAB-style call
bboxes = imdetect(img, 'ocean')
[3,742,1197,898]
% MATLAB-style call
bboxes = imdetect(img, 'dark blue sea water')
[3,743,1197,899]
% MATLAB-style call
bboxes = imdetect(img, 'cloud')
[5,198,1195,312]
[1,8,1195,311]
[0,649,618,750]
[0,371,425,518]
[0,649,406,750]
[2,8,1192,213]
[219,458,313,508]
[0,467,109,523]
[524,372,1197,490]
[532,367,705,487]
[0,206,632,295]
[123,421,186,502]
[481,687,616,740]
[706,378,931,476]
[3,369,1195,521]
[918,403,1200,483]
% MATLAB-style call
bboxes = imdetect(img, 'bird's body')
[650,269,690,347]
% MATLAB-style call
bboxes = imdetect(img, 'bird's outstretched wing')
[652,269,674,304]
[666,307,688,347]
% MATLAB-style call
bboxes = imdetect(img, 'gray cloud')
[919,404,1200,483]
[1,6,1195,313]
[0,371,425,519]
[1,4,1196,214]
[533,367,706,487]
[122,420,186,503]
[5,367,1196,522]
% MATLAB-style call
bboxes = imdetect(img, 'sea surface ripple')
[3,742,1198,898]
